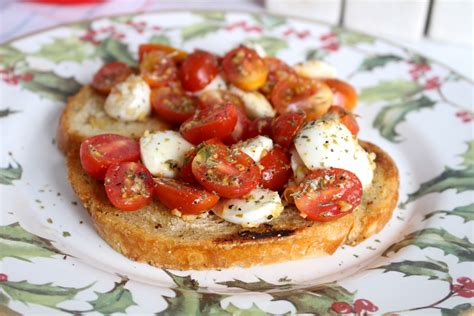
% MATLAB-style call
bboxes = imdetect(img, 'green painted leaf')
[181,23,220,41]
[0,222,63,261]
[306,49,327,61]
[440,303,473,316]
[0,280,91,308]
[149,34,171,45]
[333,27,374,45]
[225,303,267,315]
[88,278,136,314]
[358,54,403,71]
[373,258,452,282]
[218,278,292,291]
[252,14,286,29]
[0,160,22,186]
[272,283,355,315]
[424,203,474,223]
[402,167,474,207]
[97,38,136,66]
[0,45,25,68]
[162,291,229,316]
[34,37,96,63]
[0,108,20,118]
[384,228,474,263]
[359,80,422,104]
[245,36,288,57]
[0,292,21,316]
[194,11,226,21]
[163,270,199,290]
[461,140,474,169]
[20,70,81,102]
[373,96,436,142]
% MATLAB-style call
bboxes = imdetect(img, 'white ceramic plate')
[1,11,473,315]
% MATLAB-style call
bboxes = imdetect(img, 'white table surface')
[1,0,472,81]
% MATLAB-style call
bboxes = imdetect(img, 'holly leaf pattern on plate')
[359,80,422,104]
[402,141,474,206]
[97,38,136,66]
[88,278,136,314]
[252,14,286,29]
[194,11,226,21]
[0,108,20,118]
[424,203,474,223]
[0,159,22,186]
[0,45,25,68]
[181,23,220,42]
[225,303,267,315]
[373,96,436,142]
[218,278,292,291]
[0,222,63,261]
[384,228,474,263]
[440,303,473,316]
[244,36,288,57]
[34,37,96,63]
[332,27,374,45]
[0,280,91,308]
[149,34,171,45]
[20,70,81,102]
[357,54,403,72]
[373,258,452,282]
[306,48,327,61]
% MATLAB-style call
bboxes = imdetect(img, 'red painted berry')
[354,299,378,313]
[457,276,472,285]
[458,289,474,298]
[331,301,353,314]
[0,273,8,282]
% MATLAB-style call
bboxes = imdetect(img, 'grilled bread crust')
[66,140,399,270]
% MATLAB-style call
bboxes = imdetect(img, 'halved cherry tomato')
[180,104,238,144]
[192,143,260,198]
[327,106,359,135]
[151,85,197,124]
[138,43,187,63]
[180,138,222,183]
[272,112,306,148]
[271,77,333,120]
[287,168,362,221]
[244,117,273,140]
[140,50,178,88]
[222,46,268,91]
[91,62,133,95]
[80,134,140,180]
[104,162,155,211]
[260,147,292,191]
[179,50,219,92]
[154,178,219,215]
[323,78,357,111]
[259,57,296,98]
[197,90,250,145]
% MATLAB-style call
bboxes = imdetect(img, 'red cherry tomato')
[91,62,133,95]
[222,46,268,91]
[104,162,155,211]
[271,77,333,120]
[287,168,363,221]
[192,143,260,198]
[259,57,296,98]
[140,50,178,88]
[80,134,140,180]
[154,178,219,215]
[180,104,238,144]
[179,50,219,92]
[223,107,251,145]
[180,138,223,183]
[151,85,197,124]
[260,147,292,191]
[327,106,359,135]
[138,43,187,63]
[323,78,357,111]
[244,117,273,140]
[272,112,306,148]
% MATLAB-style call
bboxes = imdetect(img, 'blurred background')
[1,0,472,79]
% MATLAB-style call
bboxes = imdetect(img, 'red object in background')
[30,0,105,5]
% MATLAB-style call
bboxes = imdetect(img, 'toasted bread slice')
[57,86,170,153]
[66,141,399,270]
